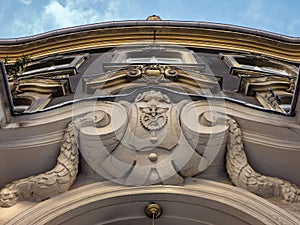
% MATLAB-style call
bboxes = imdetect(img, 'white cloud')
[103,0,123,21]
[2,0,299,38]
[10,15,45,37]
[2,0,138,38]
[45,1,75,27]
[43,0,126,29]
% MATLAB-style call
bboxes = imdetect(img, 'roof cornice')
[1,20,300,62]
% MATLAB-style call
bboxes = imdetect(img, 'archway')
[7,179,299,225]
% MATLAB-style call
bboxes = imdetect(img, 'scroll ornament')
[0,110,112,208]
[1,91,300,208]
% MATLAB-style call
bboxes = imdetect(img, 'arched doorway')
[8,179,299,225]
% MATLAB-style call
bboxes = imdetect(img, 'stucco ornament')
[138,91,169,132]
[0,110,112,208]
[226,117,300,202]
[1,90,300,207]
[79,90,213,186]
[0,121,79,207]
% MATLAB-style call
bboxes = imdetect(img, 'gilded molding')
[0,22,299,62]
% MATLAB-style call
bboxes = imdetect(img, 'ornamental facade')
[0,16,300,224]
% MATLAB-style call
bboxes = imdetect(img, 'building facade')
[0,16,300,224]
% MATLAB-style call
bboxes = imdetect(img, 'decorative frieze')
[1,90,300,207]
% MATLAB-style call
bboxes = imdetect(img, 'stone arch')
[7,179,299,225]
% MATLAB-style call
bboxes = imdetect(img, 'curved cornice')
[0,20,300,62]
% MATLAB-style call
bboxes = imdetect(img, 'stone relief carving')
[0,120,79,207]
[0,109,113,207]
[137,91,169,132]
[226,117,300,203]
[126,64,179,82]
[1,90,300,207]
[84,64,219,95]
[81,91,210,186]
[256,90,285,113]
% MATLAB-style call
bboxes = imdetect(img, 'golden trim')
[145,203,162,218]
[0,26,299,62]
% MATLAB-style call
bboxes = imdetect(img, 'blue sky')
[1,0,299,38]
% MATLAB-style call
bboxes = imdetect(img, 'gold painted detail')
[0,25,300,63]
[18,78,70,97]
[145,203,162,218]
[146,15,162,21]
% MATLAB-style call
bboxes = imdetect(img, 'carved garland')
[0,121,79,207]
[226,117,300,202]
[1,99,300,207]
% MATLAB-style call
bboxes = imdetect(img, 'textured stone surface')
[226,117,300,202]
[4,179,300,225]
[2,90,300,208]
[0,121,79,207]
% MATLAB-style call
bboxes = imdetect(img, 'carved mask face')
[139,101,169,131]
[0,186,18,207]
